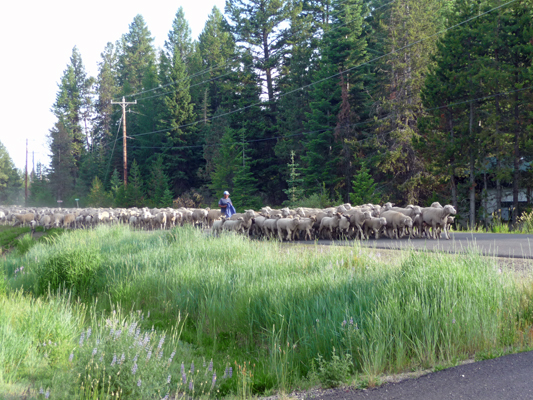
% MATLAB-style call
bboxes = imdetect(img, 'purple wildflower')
[69,352,74,362]
[169,351,176,363]
[182,372,187,384]
[208,360,213,372]
[452,318,456,324]
[39,387,44,395]
[132,362,138,375]
[87,327,92,339]
[181,362,185,374]
[190,361,194,374]
[137,379,142,387]
[146,350,152,361]
[189,380,193,391]
[229,367,233,378]
[342,320,347,327]
[92,348,97,357]
[79,332,85,347]
[158,335,165,350]
[45,389,50,399]
[111,354,117,366]
[349,317,354,325]
[167,374,171,384]
[212,373,217,386]
[120,353,125,364]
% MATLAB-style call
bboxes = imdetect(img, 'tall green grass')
[2,225,533,397]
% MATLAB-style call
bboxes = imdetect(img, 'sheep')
[276,217,300,241]
[380,211,414,239]
[12,213,35,227]
[39,215,51,231]
[363,217,387,240]
[154,212,167,230]
[211,217,226,236]
[129,215,139,228]
[348,210,372,239]
[62,214,76,229]
[420,205,456,240]
[230,210,255,235]
[262,215,281,239]
[318,213,342,240]
[207,208,222,228]
[0,211,5,224]
[51,213,65,228]
[250,215,267,237]
[294,216,317,241]
[192,208,208,227]
[222,217,245,233]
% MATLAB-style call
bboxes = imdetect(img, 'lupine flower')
[137,379,142,387]
[181,362,185,374]
[115,330,122,339]
[111,354,117,366]
[168,351,175,363]
[349,317,354,325]
[131,362,138,375]
[92,348,97,357]
[212,373,216,387]
[157,335,165,350]
[45,389,50,399]
[79,332,85,347]
[133,354,139,363]
[39,387,44,394]
[342,320,347,327]
[452,318,456,324]
[189,381,193,391]
[120,353,125,364]
[190,361,194,374]
[182,372,187,384]
[87,327,92,339]
[69,352,74,362]
[129,322,137,336]
[162,394,169,400]
[146,350,152,361]
[167,374,171,384]
[158,351,163,360]
[208,360,213,372]
[110,328,114,336]
[96,339,100,345]
[229,367,233,378]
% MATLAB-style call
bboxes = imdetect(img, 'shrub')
[313,348,353,389]
[35,246,102,296]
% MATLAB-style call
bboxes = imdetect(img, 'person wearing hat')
[219,191,236,218]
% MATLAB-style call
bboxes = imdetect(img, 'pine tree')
[0,140,23,204]
[208,127,241,198]
[350,163,380,206]
[148,155,171,207]
[125,159,145,207]
[87,176,112,207]
[283,150,304,206]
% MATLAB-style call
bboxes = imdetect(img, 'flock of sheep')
[0,201,457,241]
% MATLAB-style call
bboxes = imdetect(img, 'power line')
[119,0,396,102]
[122,0,519,142]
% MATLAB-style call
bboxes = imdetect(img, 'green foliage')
[313,348,353,389]
[87,176,112,207]
[0,140,23,204]
[350,163,380,206]
[35,247,102,297]
[282,151,304,207]
[15,234,37,256]
[125,160,144,207]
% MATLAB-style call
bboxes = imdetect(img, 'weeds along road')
[300,232,533,259]
[311,350,533,400]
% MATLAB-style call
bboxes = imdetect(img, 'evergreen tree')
[165,7,194,64]
[283,150,304,206]
[350,162,380,206]
[148,155,171,207]
[87,176,112,207]
[208,127,241,198]
[48,120,76,201]
[0,141,23,204]
[125,159,145,207]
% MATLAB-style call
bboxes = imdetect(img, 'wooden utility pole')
[25,139,28,205]
[111,96,137,187]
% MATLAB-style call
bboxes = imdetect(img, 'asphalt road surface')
[313,350,533,400]
[301,232,533,259]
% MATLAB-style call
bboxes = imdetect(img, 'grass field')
[1,225,533,399]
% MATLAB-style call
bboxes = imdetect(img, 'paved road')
[314,350,533,400]
[300,233,533,259]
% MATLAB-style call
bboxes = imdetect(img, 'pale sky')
[0,0,226,171]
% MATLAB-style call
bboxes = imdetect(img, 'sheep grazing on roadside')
[318,213,342,240]
[154,212,167,230]
[39,215,51,231]
[348,210,372,240]
[262,215,281,239]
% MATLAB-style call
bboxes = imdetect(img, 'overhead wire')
[122,0,520,142]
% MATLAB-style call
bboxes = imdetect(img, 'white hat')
[223,191,230,195]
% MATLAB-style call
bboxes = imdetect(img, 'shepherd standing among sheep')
[218,191,236,218]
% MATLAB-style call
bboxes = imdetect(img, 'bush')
[313,348,353,389]
[36,246,102,296]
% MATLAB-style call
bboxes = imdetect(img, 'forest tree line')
[12,0,533,225]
